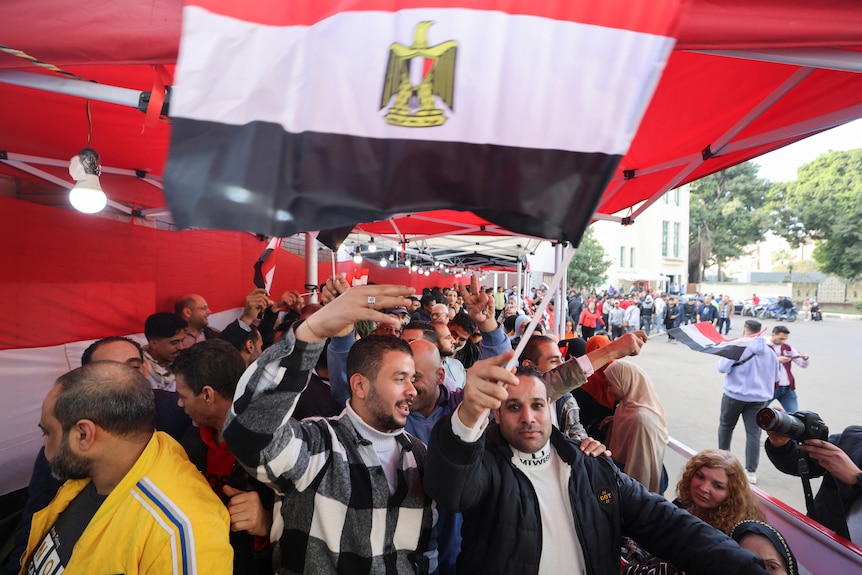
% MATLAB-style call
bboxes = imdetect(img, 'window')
[630,247,635,268]
[673,222,680,258]
[662,221,668,256]
[664,192,669,204]
[674,188,680,206]
[619,246,625,267]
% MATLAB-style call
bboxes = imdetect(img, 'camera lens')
[756,408,806,440]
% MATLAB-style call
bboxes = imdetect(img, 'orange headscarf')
[581,335,617,409]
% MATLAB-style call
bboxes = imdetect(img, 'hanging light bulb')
[353,245,363,264]
[405,255,411,267]
[368,237,377,253]
[424,269,430,276]
[380,255,388,267]
[411,264,419,272]
[389,251,395,262]
[68,147,106,213]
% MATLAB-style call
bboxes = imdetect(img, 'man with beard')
[22,362,231,574]
[223,284,437,574]
[424,362,770,575]
[1,337,196,575]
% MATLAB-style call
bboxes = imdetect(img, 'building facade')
[591,185,690,294]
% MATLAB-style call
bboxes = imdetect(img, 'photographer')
[765,423,862,542]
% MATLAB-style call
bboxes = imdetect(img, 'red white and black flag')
[668,322,766,361]
[253,237,281,293]
[164,0,681,243]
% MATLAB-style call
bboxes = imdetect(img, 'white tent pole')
[516,260,523,312]
[305,232,319,303]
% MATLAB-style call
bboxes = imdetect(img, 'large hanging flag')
[165,0,681,244]
[253,237,282,293]
[668,322,766,360]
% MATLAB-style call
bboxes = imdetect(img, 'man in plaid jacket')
[224,284,436,574]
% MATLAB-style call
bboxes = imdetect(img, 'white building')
[709,232,816,281]
[591,185,690,294]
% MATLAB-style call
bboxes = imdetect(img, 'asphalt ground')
[625,315,859,513]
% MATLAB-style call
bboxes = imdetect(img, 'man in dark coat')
[766,424,862,542]
[424,357,769,575]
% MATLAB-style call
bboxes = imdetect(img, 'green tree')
[689,162,771,282]
[568,227,612,290]
[777,149,862,279]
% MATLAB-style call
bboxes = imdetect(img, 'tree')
[688,162,771,282]
[567,226,612,290]
[777,149,862,279]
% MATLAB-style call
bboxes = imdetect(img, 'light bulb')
[69,148,106,214]
[368,238,377,253]
[353,245,362,264]
[380,256,388,267]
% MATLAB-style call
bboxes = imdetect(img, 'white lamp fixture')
[379,255,388,267]
[367,237,377,253]
[68,147,106,213]
[353,245,363,264]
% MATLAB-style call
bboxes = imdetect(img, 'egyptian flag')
[253,237,281,293]
[165,0,681,244]
[668,322,765,360]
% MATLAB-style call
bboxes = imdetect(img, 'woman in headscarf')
[572,335,618,441]
[731,521,798,575]
[604,360,668,493]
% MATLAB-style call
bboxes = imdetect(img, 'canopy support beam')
[0,70,142,109]
[630,66,814,220]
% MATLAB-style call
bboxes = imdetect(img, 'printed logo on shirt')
[27,528,65,575]
[598,488,613,506]
[517,448,551,467]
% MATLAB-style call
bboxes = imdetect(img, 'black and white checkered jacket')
[223,327,435,574]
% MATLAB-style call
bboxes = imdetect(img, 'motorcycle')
[757,300,798,322]
[809,301,823,321]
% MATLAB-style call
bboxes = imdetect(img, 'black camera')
[756,408,829,442]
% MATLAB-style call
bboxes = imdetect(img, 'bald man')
[405,339,466,575]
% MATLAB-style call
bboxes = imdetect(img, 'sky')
[751,118,862,183]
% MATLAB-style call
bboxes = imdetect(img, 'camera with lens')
[756,408,828,441]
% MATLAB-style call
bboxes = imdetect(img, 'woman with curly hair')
[623,450,763,573]
[675,449,763,535]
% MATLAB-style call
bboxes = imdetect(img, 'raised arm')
[543,331,647,401]
[224,283,413,489]
[424,352,517,512]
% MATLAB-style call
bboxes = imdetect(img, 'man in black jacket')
[424,357,769,575]
[765,424,862,542]
[173,339,274,574]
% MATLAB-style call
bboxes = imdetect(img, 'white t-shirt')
[511,441,587,575]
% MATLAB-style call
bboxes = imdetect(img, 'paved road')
[625,316,859,513]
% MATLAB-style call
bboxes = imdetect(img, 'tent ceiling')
[2,0,862,248]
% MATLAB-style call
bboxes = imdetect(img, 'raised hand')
[458,275,497,332]
[459,350,519,427]
[297,284,414,342]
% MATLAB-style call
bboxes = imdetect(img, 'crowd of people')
[3,276,856,575]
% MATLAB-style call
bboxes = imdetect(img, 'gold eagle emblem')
[380,21,457,127]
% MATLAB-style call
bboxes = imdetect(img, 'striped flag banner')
[164,0,681,243]
[668,322,766,361]
[253,237,282,293]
